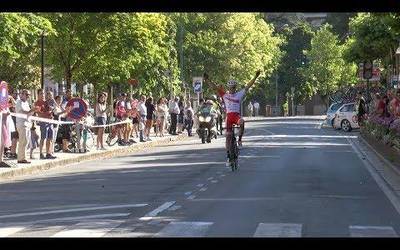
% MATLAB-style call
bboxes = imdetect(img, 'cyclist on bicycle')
[204,70,261,166]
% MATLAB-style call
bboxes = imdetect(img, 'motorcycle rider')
[196,99,218,143]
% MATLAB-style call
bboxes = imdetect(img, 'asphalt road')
[1,117,400,237]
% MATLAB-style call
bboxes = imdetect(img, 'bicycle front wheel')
[85,129,96,150]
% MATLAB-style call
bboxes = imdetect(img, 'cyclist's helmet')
[210,95,217,101]
[227,79,238,88]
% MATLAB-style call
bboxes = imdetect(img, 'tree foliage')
[303,24,358,104]
[173,13,282,98]
[0,13,54,89]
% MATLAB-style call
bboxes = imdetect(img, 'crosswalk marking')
[0,226,28,237]
[154,221,213,237]
[51,219,124,237]
[253,223,302,237]
[349,226,398,237]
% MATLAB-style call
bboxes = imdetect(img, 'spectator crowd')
[0,87,207,167]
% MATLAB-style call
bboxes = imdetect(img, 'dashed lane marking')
[154,221,213,237]
[349,226,398,237]
[254,223,302,237]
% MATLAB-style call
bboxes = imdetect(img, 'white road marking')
[196,184,205,187]
[348,138,400,216]
[139,201,176,221]
[187,195,196,200]
[207,177,214,181]
[184,191,192,196]
[349,226,398,237]
[199,187,207,192]
[154,221,213,237]
[167,205,182,211]
[51,219,124,237]
[254,223,302,237]
[0,204,148,219]
[220,175,226,177]
[0,226,27,237]
[211,180,218,183]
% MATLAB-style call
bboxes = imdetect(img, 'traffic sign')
[193,77,203,93]
[0,81,8,111]
[66,97,88,120]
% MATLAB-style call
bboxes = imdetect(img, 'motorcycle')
[197,109,218,144]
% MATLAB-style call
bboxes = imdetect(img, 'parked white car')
[333,102,359,132]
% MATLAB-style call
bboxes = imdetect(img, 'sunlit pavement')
[1,116,400,237]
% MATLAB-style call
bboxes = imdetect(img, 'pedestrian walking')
[254,101,260,116]
[177,98,185,134]
[16,90,36,164]
[138,95,147,142]
[247,102,254,117]
[184,101,194,136]
[169,97,180,135]
[156,98,168,137]
[145,97,155,141]
[8,92,18,159]
[61,89,73,152]
[95,92,107,150]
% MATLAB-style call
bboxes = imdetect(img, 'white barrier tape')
[90,119,131,128]
[9,112,132,128]
[9,112,74,125]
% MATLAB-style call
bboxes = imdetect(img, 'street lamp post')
[41,31,45,90]
[396,42,400,87]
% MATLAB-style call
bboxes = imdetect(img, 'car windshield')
[329,103,342,112]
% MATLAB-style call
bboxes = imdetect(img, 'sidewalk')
[0,132,191,181]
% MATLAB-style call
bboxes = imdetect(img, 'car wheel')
[341,119,352,132]
[331,118,335,128]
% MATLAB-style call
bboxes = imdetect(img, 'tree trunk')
[65,70,72,92]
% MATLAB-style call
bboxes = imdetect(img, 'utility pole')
[291,87,295,116]
[275,74,279,107]
[41,32,45,90]
[179,20,185,99]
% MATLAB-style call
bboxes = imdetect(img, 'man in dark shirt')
[356,91,366,126]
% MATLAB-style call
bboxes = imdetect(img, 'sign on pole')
[193,77,203,94]
[66,97,88,120]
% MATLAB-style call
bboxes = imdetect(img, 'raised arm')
[203,72,220,92]
[244,70,261,93]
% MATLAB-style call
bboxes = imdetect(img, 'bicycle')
[228,124,240,172]
[106,117,120,146]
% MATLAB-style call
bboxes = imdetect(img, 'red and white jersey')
[218,87,245,114]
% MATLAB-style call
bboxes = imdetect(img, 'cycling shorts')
[226,112,241,131]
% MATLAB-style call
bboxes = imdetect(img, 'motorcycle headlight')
[205,116,212,122]
[199,116,205,122]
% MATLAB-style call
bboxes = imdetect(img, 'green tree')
[173,13,282,99]
[324,12,357,42]
[303,24,358,106]
[275,22,314,104]
[0,13,54,89]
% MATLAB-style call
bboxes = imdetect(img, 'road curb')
[358,134,400,177]
[0,134,190,181]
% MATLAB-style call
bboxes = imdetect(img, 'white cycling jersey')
[218,88,245,114]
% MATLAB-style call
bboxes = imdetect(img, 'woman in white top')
[95,93,107,150]
[156,98,169,137]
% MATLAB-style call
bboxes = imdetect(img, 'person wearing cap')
[16,90,37,164]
